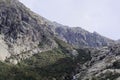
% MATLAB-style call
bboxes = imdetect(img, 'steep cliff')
[0,0,57,63]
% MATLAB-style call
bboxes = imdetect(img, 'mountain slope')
[52,22,114,48]
[0,0,57,62]
[0,0,115,63]
[77,44,120,80]
[1,41,120,80]
[0,39,92,80]
[0,0,120,80]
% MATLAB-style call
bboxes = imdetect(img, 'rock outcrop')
[52,22,114,48]
[76,44,120,80]
[0,0,57,63]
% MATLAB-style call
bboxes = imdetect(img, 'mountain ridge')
[52,22,114,48]
[0,0,120,80]
[0,0,116,63]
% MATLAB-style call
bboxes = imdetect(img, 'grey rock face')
[52,22,114,48]
[0,0,57,62]
[0,0,116,66]
[76,44,120,80]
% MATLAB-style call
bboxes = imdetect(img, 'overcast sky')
[19,0,120,40]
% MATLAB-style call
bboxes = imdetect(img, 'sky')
[19,0,120,40]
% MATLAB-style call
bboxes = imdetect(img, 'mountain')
[0,0,114,63]
[0,0,120,80]
[52,22,114,48]
[0,40,120,80]
[0,0,57,63]
[77,44,120,80]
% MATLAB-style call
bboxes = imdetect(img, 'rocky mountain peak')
[0,0,57,62]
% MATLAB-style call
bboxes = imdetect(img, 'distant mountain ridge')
[51,22,114,48]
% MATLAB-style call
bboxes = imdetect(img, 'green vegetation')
[75,48,92,64]
[54,37,73,55]
[0,49,71,80]
[0,38,93,80]
[0,48,91,80]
